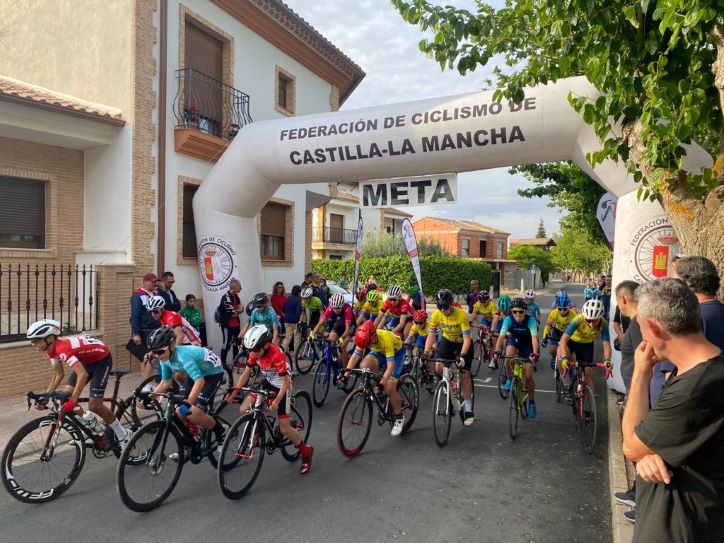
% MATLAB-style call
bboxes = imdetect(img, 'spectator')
[282,285,303,353]
[600,274,613,320]
[180,294,205,346]
[615,281,642,399]
[339,274,349,291]
[672,256,724,349]
[156,271,181,312]
[270,281,286,323]
[622,278,724,542]
[466,280,480,313]
[218,278,243,366]
[408,284,426,312]
[311,272,329,307]
[612,305,630,351]
[129,272,160,352]
[584,282,593,301]
[366,275,377,287]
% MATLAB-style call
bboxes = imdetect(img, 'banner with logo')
[351,211,363,297]
[401,218,424,298]
[596,192,617,249]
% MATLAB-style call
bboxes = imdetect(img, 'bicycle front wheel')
[295,341,317,374]
[218,414,266,500]
[281,390,313,461]
[1,415,86,504]
[206,399,239,469]
[509,379,520,440]
[497,362,509,399]
[578,384,598,453]
[470,341,482,377]
[116,420,183,512]
[432,380,452,447]
[337,389,372,457]
[555,369,564,403]
[398,374,419,432]
[312,360,331,407]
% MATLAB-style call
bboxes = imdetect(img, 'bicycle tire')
[578,384,598,454]
[281,390,313,461]
[312,359,331,408]
[497,361,509,400]
[471,341,482,377]
[130,374,166,424]
[1,415,86,504]
[432,380,452,447]
[509,379,519,440]
[217,413,265,500]
[337,389,372,457]
[233,350,249,375]
[555,370,563,403]
[205,399,238,468]
[295,340,317,374]
[398,374,419,432]
[116,420,183,512]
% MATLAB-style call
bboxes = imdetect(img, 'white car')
[326,282,354,306]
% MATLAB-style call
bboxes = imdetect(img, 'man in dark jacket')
[218,278,243,366]
[156,271,181,312]
[129,272,160,374]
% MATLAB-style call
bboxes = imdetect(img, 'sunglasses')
[438,304,450,311]
[585,319,598,324]
[511,309,526,315]
[150,309,161,314]
[388,298,399,302]
[558,307,569,311]
[413,320,426,325]
[152,348,167,355]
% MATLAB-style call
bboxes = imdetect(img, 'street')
[0,282,611,543]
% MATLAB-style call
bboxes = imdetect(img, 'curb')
[608,389,634,543]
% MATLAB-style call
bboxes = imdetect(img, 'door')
[329,214,344,243]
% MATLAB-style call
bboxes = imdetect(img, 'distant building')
[510,238,557,251]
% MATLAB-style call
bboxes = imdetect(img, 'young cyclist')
[524,290,541,323]
[356,289,383,325]
[26,319,129,448]
[300,287,324,330]
[471,290,497,368]
[311,293,354,367]
[145,295,202,346]
[408,284,426,313]
[494,297,541,418]
[490,295,512,336]
[342,320,407,436]
[231,325,313,474]
[374,285,411,337]
[405,310,431,353]
[240,292,281,346]
[541,292,578,369]
[424,289,475,426]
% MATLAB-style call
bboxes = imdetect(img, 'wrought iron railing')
[172,68,253,139]
[313,227,358,245]
[0,263,98,343]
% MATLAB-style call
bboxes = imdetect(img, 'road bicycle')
[404,345,437,395]
[312,337,357,407]
[217,387,312,500]
[336,368,419,457]
[294,334,324,374]
[507,356,531,440]
[2,369,160,504]
[470,325,493,377]
[425,356,470,447]
[561,359,612,453]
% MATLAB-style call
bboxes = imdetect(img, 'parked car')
[326,282,354,306]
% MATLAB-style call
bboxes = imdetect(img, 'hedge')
[312,256,492,295]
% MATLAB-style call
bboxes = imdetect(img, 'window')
[496,240,504,259]
[461,238,470,257]
[0,177,45,249]
[182,184,199,258]
[275,66,296,115]
[479,240,487,257]
[184,19,225,136]
[260,202,287,260]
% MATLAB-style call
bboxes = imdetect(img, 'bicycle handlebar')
[26,391,70,410]
[343,367,382,381]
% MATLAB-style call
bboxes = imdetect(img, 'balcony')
[313,227,358,245]
[172,68,253,162]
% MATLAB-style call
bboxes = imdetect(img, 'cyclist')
[424,289,475,426]
[240,292,281,346]
[374,285,411,337]
[541,292,578,369]
[494,297,541,418]
[405,310,431,352]
[471,290,497,369]
[408,284,426,313]
[524,290,541,323]
[311,292,354,368]
[144,326,226,445]
[356,289,383,326]
[557,299,612,394]
[342,320,407,436]
[27,319,129,447]
[300,287,324,330]
[490,295,512,336]
[230,325,313,474]
[145,296,202,346]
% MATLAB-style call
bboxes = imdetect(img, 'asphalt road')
[0,281,611,543]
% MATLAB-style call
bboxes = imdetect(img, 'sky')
[283,0,564,239]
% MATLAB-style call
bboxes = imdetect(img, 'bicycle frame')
[237,388,296,455]
[348,369,397,425]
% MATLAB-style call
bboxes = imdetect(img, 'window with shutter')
[275,66,296,115]
[184,20,224,136]
[0,177,45,249]
[260,202,287,260]
[182,184,199,257]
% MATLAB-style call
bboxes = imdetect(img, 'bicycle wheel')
[233,350,249,375]
[337,389,372,457]
[218,413,266,500]
[116,420,183,512]
[312,360,331,407]
[295,340,317,374]
[432,380,452,447]
[398,374,419,432]
[281,390,313,461]
[555,369,563,403]
[470,341,482,377]
[578,384,598,454]
[206,399,239,469]
[130,374,166,424]
[1,415,86,504]
[497,361,509,399]
[509,379,520,440]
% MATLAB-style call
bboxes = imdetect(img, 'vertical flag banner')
[352,211,363,296]
[596,192,617,249]
[401,218,424,297]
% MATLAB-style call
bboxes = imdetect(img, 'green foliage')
[551,225,613,276]
[312,256,491,295]
[535,219,547,238]
[507,245,556,279]
[360,232,406,257]
[392,0,722,200]
[418,237,451,256]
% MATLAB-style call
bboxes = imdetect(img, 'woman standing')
[270,282,286,324]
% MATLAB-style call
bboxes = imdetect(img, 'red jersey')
[160,310,202,346]
[381,298,412,318]
[47,336,110,368]
[248,343,290,388]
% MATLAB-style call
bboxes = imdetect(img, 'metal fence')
[0,263,98,343]
[312,227,358,244]
[503,268,543,292]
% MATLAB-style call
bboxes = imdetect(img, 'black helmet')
[435,289,454,307]
[252,292,269,306]
[510,297,528,310]
[147,326,175,350]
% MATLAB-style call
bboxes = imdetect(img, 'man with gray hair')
[622,278,723,542]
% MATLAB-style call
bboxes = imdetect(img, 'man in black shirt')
[622,278,723,542]
[673,256,724,350]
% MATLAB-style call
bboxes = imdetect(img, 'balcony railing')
[173,68,252,140]
[313,227,358,245]
[0,263,98,343]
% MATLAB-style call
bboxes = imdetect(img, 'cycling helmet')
[145,295,166,312]
[510,297,528,310]
[301,287,313,298]
[477,290,490,303]
[27,319,61,340]
[525,289,535,300]
[434,289,454,307]
[497,295,512,314]
[388,285,402,298]
[555,292,572,309]
[409,285,419,297]
[245,301,254,316]
[582,299,605,320]
[366,283,378,292]
[366,290,380,303]
[354,320,378,349]
[147,326,176,350]
[330,293,344,309]
[412,310,427,323]
[356,289,366,303]
[252,292,268,306]
[244,324,271,351]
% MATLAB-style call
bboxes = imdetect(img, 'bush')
[312,256,491,295]
[361,232,406,257]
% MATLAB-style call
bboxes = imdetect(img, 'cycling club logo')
[197,237,236,290]
[629,216,680,283]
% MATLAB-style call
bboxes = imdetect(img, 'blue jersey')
[527,302,541,320]
[160,345,224,382]
[501,315,538,353]
[250,306,281,333]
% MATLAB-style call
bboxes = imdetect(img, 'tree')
[535,219,547,238]
[507,244,555,282]
[361,231,406,257]
[418,237,451,256]
[551,225,613,278]
[393,0,724,277]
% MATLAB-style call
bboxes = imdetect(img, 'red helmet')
[356,289,366,303]
[412,310,427,323]
[355,320,377,349]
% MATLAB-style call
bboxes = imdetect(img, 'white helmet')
[145,295,166,312]
[27,319,61,340]
[582,299,605,320]
[388,285,402,298]
[301,287,313,298]
[330,293,344,308]
[243,324,270,351]
[525,289,535,300]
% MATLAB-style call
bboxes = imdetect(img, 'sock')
[213,420,225,437]
[298,441,311,455]
[109,419,128,440]
[463,399,473,412]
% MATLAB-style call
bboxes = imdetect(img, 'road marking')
[483,377,491,383]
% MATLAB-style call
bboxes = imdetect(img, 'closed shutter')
[185,22,223,80]
[0,177,45,248]
[182,184,199,257]
[260,203,286,236]
[184,20,224,135]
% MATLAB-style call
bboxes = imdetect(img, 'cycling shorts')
[436,337,473,372]
[505,335,534,358]
[67,354,112,398]
[368,348,405,381]
[567,339,595,366]
[255,379,291,419]
[547,327,564,346]
[178,372,223,409]
[326,318,349,337]
[480,318,492,329]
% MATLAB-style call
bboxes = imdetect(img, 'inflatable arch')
[194,75,710,392]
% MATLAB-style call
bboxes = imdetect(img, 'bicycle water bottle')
[450,377,458,395]
[186,422,199,437]
[82,411,103,435]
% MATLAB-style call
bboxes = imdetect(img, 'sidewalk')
[608,389,635,543]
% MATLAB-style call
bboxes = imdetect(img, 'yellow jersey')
[354,329,403,363]
[542,308,578,338]
[428,306,471,343]
[361,299,383,317]
[565,314,610,344]
[407,322,430,340]
[472,300,496,322]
